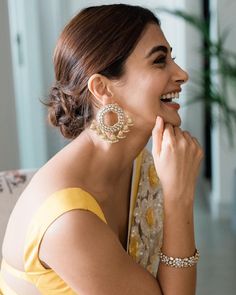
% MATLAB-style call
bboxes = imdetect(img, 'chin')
[165,117,181,127]
[174,119,181,127]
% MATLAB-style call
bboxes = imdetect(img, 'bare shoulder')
[40,208,162,295]
[27,139,94,197]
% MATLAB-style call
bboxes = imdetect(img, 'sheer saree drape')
[127,148,163,276]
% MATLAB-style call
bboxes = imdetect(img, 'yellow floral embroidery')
[145,207,155,227]
[148,164,159,188]
[128,149,163,277]
[129,236,139,259]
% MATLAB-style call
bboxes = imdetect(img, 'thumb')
[152,116,164,156]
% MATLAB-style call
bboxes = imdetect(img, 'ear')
[87,74,113,105]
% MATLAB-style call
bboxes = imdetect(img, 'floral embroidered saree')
[127,148,163,276]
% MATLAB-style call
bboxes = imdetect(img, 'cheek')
[134,75,165,102]
[118,70,168,112]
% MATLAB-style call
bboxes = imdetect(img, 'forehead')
[129,23,170,60]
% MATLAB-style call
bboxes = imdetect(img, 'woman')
[0,4,203,295]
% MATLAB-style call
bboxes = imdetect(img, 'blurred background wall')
[0,0,19,170]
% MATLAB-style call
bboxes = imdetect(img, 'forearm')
[157,197,197,295]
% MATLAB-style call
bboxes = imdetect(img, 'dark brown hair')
[46,4,160,139]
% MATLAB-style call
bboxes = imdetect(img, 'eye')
[153,55,167,65]
[172,56,176,61]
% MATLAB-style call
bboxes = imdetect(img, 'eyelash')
[153,56,176,65]
[153,56,166,64]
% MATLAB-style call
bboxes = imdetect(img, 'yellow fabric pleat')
[126,150,143,250]
[1,260,32,283]
[0,274,18,295]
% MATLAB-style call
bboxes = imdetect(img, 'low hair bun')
[46,82,93,139]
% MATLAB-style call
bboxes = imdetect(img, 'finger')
[182,130,192,144]
[174,126,183,139]
[152,116,164,155]
[192,137,202,149]
[186,135,203,159]
[163,123,175,139]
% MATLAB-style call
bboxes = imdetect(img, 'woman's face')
[113,23,189,128]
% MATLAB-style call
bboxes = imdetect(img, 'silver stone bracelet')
[159,249,200,268]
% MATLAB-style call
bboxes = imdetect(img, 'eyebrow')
[145,45,172,58]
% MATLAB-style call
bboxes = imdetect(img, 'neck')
[74,123,151,191]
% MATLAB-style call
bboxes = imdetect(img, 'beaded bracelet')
[159,249,200,268]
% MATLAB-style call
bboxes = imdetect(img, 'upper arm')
[40,209,163,295]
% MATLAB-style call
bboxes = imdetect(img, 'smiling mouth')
[160,92,179,103]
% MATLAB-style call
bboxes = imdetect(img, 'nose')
[172,63,189,85]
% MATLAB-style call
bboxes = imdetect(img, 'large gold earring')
[90,103,134,143]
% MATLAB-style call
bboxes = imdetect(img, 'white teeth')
[161,92,179,100]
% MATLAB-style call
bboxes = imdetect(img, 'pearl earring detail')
[90,103,134,143]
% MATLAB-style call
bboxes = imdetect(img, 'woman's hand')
[152,116,203,207]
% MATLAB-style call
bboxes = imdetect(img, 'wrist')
[163,194,195,216]
[162,186,195,202]
[162,201,196,257]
